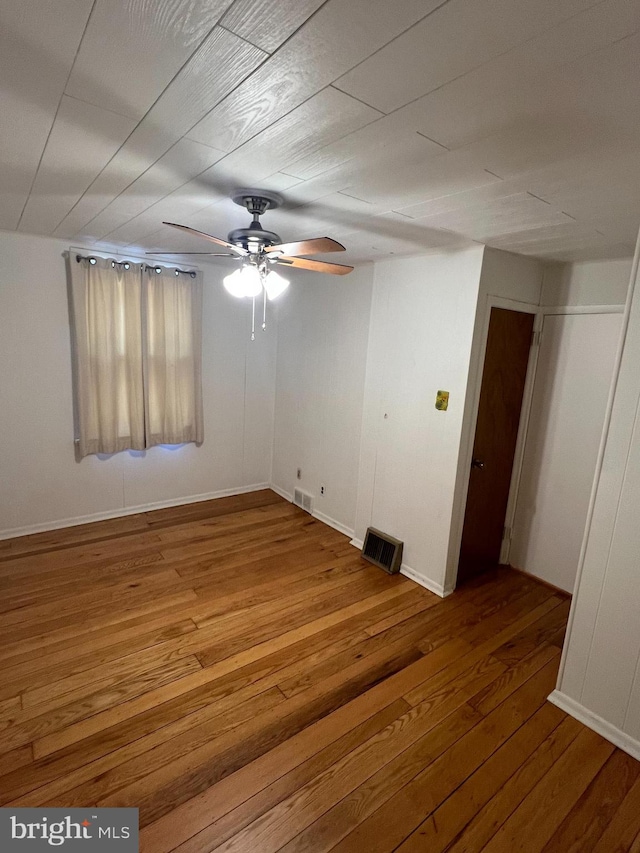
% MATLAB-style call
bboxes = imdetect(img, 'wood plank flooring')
[1,490,638,851]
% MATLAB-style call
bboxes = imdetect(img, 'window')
[69,256,203,457]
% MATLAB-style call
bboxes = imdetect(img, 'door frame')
[506,302,625,570]
[447,295,541,592]
[447,298,627,593]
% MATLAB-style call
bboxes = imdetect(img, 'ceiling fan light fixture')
[263,270,290,300]
[223,265,262,298]
[223,268,246,298]
[240,265,262,297]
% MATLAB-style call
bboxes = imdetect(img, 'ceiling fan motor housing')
[227,222,282,253]
[229,189,284,251]
[227,189,283,253]
[231,188,283,215]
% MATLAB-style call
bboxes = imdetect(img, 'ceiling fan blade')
[162,222,248,256]
[276,255,354,275]
[265,237,346,256]
[146,251,237,256]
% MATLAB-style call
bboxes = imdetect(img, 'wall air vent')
[293,488,313,514]
[362,527,403,575]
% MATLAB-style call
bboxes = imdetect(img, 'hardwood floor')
[1,490,639,852]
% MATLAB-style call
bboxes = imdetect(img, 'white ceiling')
[1,0,639,266]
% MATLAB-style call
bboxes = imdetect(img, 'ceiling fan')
[149,188,354,301]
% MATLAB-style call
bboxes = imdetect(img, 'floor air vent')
[293,488,313,514]
[362,527,403,574]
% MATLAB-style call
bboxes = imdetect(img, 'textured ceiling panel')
[333,0,602,113]
[283,113,447,181]
[399,0,640,151]
[418,192,574,242]
[81,138,225,241]
[208,87,382,189]
[221,0,327,53]
[187,0,442,151]
[18,96,136,235]
[65,0,236,120]
[53,27,266,239]
[0,0,94,229]
[347,148,503,210]
[3,0,639,262]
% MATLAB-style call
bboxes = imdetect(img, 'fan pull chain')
[251,296,255,341]
[262,288,267,331]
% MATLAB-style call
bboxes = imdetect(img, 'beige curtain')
[70,256,145,457]
[143,266,204,448]
[69,257,203,457]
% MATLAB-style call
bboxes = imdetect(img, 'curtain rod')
[68,246,202,272]
[74,253,197,278]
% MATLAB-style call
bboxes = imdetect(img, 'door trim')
[499,307,543,566]
[540,304,625,316]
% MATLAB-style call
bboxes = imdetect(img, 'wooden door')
[458,307,535,584]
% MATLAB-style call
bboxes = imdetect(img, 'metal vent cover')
[362,527,403,574]
[293,488,313,514]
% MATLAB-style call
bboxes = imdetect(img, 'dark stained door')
[458,307,535,584]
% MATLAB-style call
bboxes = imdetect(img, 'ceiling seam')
[224,0,334,56]
[325,85,384,115]
[526,191,552,205]
[216,23,266,54]
[416,131,450,151]
[59,92,141,123]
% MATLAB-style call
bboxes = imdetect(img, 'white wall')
[353,247,485,596]
[0,229,277,537]
[551,241,640,760]
[507,258,631,592]
[271,265,374,535]
[479,247,545,305]
[541,258,631,306]
[510,312,622,592]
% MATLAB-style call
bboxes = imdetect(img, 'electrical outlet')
[320,485,325,496]
[296,468,302,480]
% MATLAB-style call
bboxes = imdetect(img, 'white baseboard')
[0,483,272,541]
[400,563,452,598]
[350,538,451,598]
[311,509,354,539]
[269,483,355,539]
[548,689,640,761]
[269,483,293,503]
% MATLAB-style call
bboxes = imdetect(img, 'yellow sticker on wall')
[435,390,449,411]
